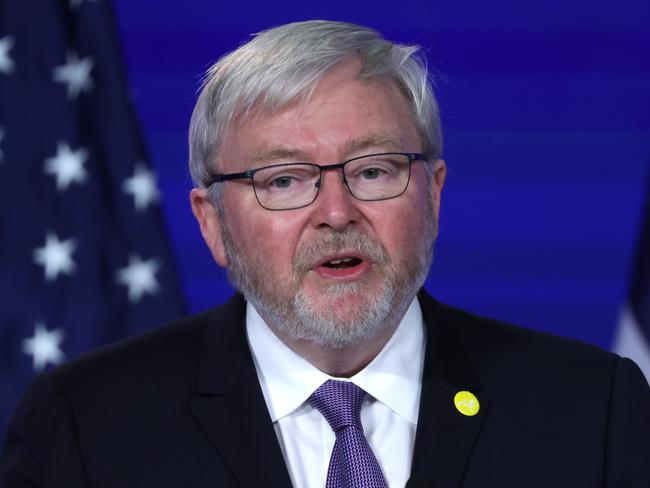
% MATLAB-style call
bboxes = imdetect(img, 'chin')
[284,281,396,348]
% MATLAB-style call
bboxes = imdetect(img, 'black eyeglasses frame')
[206,152,429,211]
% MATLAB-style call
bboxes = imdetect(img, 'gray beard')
[220,221,435,349]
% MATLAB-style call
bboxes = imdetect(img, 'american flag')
[0,0,185,446]
[613,176,650,381]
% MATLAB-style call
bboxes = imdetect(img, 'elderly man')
[2,20,649,488]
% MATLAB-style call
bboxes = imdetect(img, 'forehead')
[217,60,421,170]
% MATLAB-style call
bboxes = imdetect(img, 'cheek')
[368,190,433,260]
[368,204,420,253]
[227,207,304,268]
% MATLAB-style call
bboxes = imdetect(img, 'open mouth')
[314,254,370,280]
[322,256,363,269]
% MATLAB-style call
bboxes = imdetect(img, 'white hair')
[188,20,442,188]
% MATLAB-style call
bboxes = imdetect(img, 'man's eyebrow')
[342,134,404,154]
[248,147,311,166]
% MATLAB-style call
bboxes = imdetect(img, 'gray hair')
[188,20,442,188]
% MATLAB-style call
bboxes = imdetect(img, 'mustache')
[293,229,389,275]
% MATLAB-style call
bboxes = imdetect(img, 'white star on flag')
[33,232,77,281]
[22,322,66,371]
[116,255,161,302]
[53,51,93,99]
[0,36,15,75]
[123,164,160,211]
[44,141,89,191]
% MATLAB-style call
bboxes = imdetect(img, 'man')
[1,20,649,488]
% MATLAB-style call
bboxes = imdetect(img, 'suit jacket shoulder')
[0,294,292,488]
[413,292,650,488]
[426,295,621,387]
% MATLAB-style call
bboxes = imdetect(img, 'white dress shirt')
[246,298,426,488]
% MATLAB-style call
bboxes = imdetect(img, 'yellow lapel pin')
[454,391,480,416]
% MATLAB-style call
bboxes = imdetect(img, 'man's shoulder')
[1,295,250,486]
[419,292,622,386]
[417,293,650,487]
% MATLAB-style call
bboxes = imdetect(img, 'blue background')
[111,0,650,350]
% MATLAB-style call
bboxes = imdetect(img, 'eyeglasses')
[207,152,428,211]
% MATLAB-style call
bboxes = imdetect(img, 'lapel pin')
[454,390,480,416]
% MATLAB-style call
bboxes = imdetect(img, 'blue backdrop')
[112,0,650,349]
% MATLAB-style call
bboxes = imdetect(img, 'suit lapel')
[411,292,491,488]
[189,295,293,488]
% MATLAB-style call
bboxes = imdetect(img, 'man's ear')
[189,188,228,266]
[430,158,446,219]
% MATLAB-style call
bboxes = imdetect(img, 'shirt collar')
[246,297,425,425]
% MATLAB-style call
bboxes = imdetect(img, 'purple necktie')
[309,380,389,488]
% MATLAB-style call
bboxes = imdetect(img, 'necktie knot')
[308,380,365,433]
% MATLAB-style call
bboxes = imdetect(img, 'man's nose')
[310,169,361,230]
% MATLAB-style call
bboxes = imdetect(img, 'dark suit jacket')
[1,292,649,487]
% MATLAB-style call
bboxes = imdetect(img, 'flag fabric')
[0,0,186,447]
[613,178,650,381]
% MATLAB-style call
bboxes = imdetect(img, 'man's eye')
[360,167,386,180]
[269,176,295,188]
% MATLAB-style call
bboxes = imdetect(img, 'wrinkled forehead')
[215,68,423,168]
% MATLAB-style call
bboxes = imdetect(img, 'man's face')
[191,59,446,348]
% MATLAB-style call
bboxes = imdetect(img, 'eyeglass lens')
[252,153,412,210]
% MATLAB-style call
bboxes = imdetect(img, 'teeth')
[328,257,354,265]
